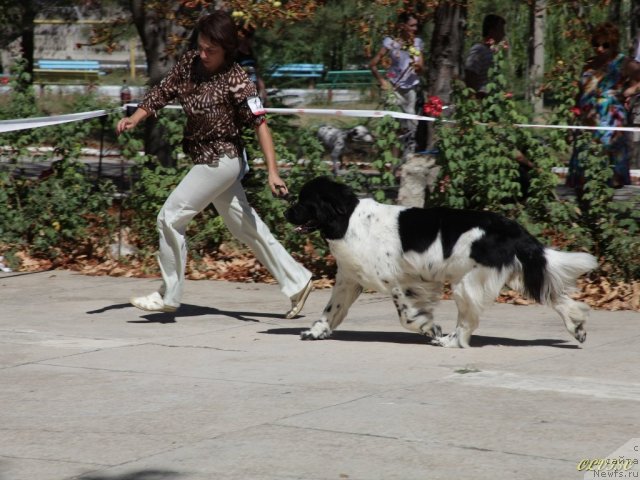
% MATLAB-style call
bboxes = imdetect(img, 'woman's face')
[401,17,418,39]
[197,34,225,73]
[592,37,615,59]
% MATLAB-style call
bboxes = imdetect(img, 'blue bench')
[268,63,324,79]
[33,59,102,84]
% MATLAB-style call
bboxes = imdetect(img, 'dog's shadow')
[87,303,285,324]
[261,328,579,349]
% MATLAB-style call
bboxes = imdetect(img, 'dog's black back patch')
[398,207,546,300]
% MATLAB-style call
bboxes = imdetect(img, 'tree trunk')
[528,0,545,116]
[20,0,36,89]
[129,0,190,167]
[608,0,622,24]
[402,0,466,208]
[422,0,467,149]
[631,0,640,58]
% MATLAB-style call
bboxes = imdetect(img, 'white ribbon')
[1,104,640,134]
[0,109,111,133]
[264,107,640,133]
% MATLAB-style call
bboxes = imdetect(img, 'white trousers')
[156,156,312,307]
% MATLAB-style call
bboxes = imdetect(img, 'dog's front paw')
[300,320,332,340]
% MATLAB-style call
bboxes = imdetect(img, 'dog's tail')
[514,242,597,304]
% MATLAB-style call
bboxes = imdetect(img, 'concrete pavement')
[1,270,639,480]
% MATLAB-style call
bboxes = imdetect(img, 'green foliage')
[435,47,522,215]
[433,42,640,281]
[367,114,402,203]
[0,59,43,153]
[0,79,120,263]
[0,159,116,259]
[571,131,640,278]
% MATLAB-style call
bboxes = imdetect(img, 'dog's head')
[285,176,359,240]
[347,125,374,144]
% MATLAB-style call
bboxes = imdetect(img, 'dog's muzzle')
[286,205,319,234]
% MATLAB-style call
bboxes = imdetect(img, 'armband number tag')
[247,96,266,116]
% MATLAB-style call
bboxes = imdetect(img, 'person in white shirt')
[369,12,424,153]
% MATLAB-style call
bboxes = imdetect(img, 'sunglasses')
[592,41,611,49]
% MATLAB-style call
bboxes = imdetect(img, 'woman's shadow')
[87,303,286,324]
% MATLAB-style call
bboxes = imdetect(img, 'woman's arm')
[255,120,288,197]
[369,46,390,89]
[116,53,190,135]
[622,58,640,98]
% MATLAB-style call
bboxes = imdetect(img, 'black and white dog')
[317,125,374,174]
[286,177,597,348]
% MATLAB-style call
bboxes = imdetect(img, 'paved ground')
[1,270,639,480]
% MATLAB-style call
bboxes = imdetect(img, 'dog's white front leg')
[301,271,362,340]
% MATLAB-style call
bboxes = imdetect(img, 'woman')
[568,22,640,188]
[116,11,312,317]
[369,12,424,153]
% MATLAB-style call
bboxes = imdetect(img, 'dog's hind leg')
[551,294,589,343]
[434,285,481,348]
[435,268,506,348]
[391,283,443,339]
[301,272,362,340]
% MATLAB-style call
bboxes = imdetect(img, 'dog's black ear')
[321,179,358,217]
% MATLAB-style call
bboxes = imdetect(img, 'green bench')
[317,69,385,90]
[33,60,102,85]
[268,63,324,79]
[266,63,324,87]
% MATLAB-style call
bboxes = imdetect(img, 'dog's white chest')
[328,201,403,292]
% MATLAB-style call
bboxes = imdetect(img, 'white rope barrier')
[0,103,640,134]
[263,106,640,133]
[0,109,111,133]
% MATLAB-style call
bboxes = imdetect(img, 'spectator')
[568,22,640,188]
[464,14,506,99]
[625,34,640,170]
[369,12,424,154]
[464,14,534,198]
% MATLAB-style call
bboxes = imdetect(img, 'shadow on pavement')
[261,327,579,348]
[86,302,284,324]
[471,335,579,349]
[261,327,431,344]
[87,303,132,314]
[78,469,183,480]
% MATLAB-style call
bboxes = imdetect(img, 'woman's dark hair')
[591,22,620,54]
[196,10,239,65]
[397,12,417,27]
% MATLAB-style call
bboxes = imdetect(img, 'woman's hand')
[116,117,138,135]
[268,172,288,197]
[379,79,392,91]
[623,83,640,99]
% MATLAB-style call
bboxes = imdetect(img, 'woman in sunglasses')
[568,22,640,188]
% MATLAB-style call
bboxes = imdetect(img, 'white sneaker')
[130,292,178,313]
[285,279,313,319]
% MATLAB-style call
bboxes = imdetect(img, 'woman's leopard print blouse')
[139,50,265,166]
